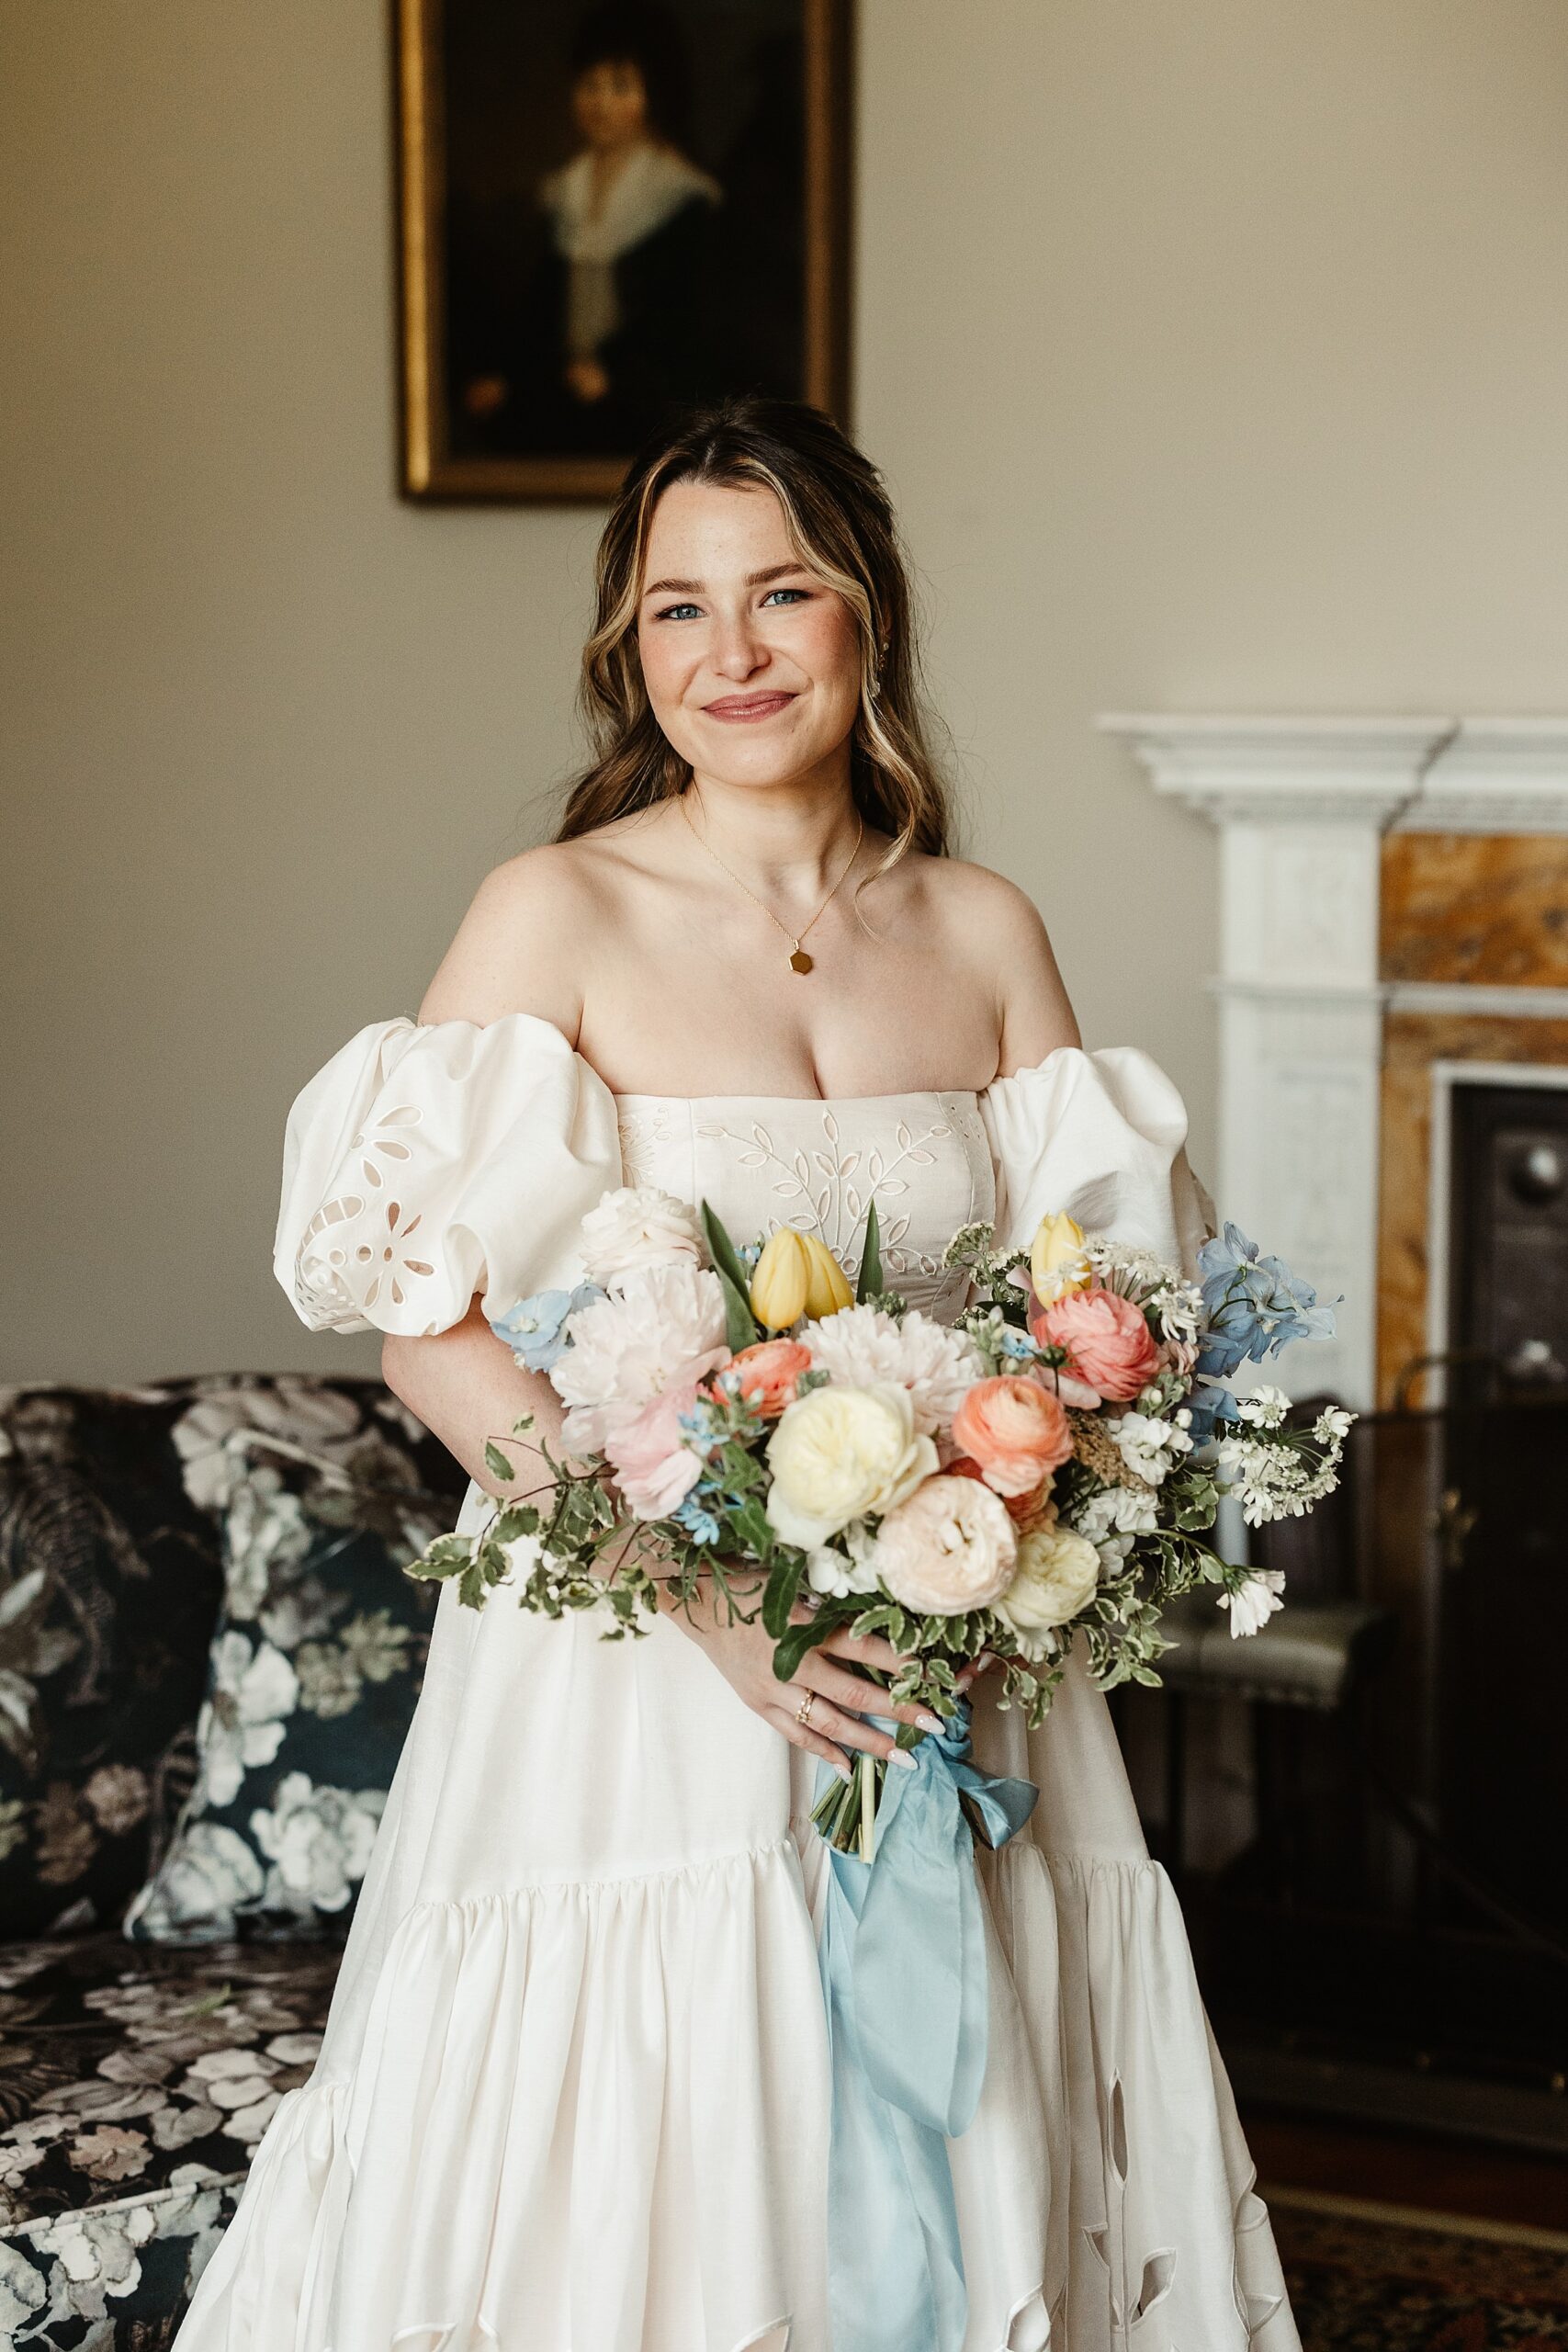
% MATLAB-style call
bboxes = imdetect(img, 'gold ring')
[795,1689,817,1729]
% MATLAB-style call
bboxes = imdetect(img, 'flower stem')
[858,1752,877,1861]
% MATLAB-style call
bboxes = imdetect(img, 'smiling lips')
[702,691,796,722]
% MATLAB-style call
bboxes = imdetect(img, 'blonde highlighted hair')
[557,398,953,859]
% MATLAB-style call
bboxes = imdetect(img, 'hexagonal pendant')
[789,948,814,974]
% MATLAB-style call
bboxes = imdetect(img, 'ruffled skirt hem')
[177,1831,1297,2351]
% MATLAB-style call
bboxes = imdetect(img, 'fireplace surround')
[1103,717,1568,1408]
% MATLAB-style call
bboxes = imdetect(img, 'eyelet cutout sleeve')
[273,1015,623,1336]
[978,1046,1215,1278]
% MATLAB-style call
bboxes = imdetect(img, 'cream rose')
[994,1522,1101,1656]
[872,1475,1018,1614]
[765,1382,938,1550]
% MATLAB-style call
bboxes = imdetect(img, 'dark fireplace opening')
[1448,1078,1568,1404]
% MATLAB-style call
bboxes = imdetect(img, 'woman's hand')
[672,1590,986,1781]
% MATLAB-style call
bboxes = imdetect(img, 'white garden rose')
[580,1185,706,1290]
[766,1383,938,1550]
[995,1522,1102,1656]
[872,1475,1017,1613]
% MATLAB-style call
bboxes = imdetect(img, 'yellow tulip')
[750,1229,813,1329]
[801,1234,855,1318]
[1029,1211,1089,1303]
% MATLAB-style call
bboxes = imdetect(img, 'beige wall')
[5,0,1568,1385]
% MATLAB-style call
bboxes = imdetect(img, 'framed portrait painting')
[396,0,853,502]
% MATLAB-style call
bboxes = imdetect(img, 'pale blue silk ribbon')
[815,1703,1039,2352]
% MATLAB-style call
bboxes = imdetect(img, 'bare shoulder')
[911,854,1046,937]
[898,854,1081,1071]
[418,840,607,1033]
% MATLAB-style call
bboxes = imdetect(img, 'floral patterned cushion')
[0,1386,230,1941]
[125,1386,463,1943]
[0,1933,341,2348]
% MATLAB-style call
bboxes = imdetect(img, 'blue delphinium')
[489,1281,604,1372]
[1196,1224,1337,1380]
[1183,1377,1240,1444]
[672,1492,723,1547]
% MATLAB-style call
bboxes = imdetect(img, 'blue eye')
[657,603,703,622]
[762,587,807,605]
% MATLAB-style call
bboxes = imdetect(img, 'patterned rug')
[1272,2192,1568,2349]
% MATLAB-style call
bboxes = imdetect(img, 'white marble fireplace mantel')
[1100,716,1568,1406]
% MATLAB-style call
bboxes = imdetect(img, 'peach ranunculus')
[872,1474,1018,1614]
[1031,1285,1159,1405]
[947,1453,1056,1528]
[950,1375,1074,1498]
[718,1339,813,1419]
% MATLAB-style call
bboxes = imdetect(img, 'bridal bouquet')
[407,1182,1349,1855]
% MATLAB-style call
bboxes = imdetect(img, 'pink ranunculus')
[1032,1285,1159,1404]
[872,1474,1018,1614]
[719,1339,814,1419]
[950,1375,1074,1498]
[601,1380,705,1520]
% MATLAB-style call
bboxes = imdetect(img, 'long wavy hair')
[556,398,953,859]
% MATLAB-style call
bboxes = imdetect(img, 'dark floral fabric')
[0,1386,229,1941]
[0,1933,343,2348]
[126,1385,464,1943]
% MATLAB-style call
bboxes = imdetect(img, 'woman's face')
[636,482,863,795]
[572,59,649,150]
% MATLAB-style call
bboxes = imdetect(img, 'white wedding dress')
[176,1014,1300,2352]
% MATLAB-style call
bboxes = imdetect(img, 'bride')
[178,398,1298,2350]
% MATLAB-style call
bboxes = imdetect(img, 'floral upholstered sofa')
[0,1375,467,2349]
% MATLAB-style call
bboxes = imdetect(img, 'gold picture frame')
[395,0,853,503]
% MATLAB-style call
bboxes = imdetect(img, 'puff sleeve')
[274,1014,623,1336]
[977,1046,1214,1277]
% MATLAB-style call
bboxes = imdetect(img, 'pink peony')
[1031,1285,1159,1404]
[717,1339,813,1419]
[950,1374,1074,1498]
[601,1381,704,1520]
[872,1474,1018,1614]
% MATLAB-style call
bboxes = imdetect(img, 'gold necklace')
[679,794,864,976]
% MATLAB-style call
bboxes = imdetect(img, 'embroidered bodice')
[274,1014,1213,1337]
[614,1091,994,1321]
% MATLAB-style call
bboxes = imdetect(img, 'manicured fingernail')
[887,1748,918,1771]
[916,1711,942,1734]
[835,1759,853,1782]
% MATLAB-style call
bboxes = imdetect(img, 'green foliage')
[856,1200,883,1303]
[772,1611,842,1682]
[702,1201,762,1351]
[761,1550,804,1641]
